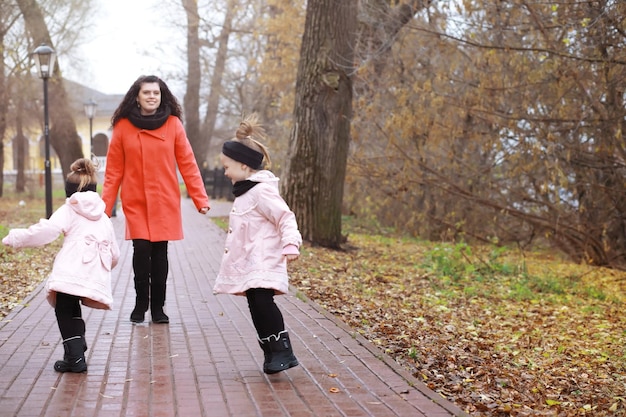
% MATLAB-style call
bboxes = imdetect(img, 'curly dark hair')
[110,75,183,127]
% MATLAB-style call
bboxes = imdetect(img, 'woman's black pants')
[132,239,169,315]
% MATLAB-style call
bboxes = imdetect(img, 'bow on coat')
[83,235,113,271]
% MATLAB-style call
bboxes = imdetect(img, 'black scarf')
[128,105,171,130]
[232,180,259,197]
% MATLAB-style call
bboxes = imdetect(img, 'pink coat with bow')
[2,191,120,310]
[213,171,302,296]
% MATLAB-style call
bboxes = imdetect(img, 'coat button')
[228,228,232,233]
[224,248,229,253]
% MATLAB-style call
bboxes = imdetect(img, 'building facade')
[3,79,123,176]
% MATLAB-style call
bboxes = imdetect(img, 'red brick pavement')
[0,198,469,417]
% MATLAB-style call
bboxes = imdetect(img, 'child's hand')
[2,236,11,246]
[285,253,299,263]
[282,244,299,263]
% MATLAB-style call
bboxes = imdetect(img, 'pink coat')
[2,191,120,310]
[102,116,209,241]
[213,171,302,296]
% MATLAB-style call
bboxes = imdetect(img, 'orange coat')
[102,116,209,242]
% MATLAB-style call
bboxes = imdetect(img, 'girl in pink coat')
[214,113,302,374]
[2,158,120,373]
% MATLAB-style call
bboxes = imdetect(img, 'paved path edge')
[285,286,470,417]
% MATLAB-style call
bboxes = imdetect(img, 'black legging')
[246,288,285,339]
[55,292,82,340]
[132,239,168,309]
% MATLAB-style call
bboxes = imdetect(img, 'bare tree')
[15,0,87,178]
[182,0,202,167]
[200,0,237,162]
[0,28,7,197]
[0,1,21,196]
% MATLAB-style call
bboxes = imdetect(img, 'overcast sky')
[63,0,185,96]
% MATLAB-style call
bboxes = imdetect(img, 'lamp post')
[83,99,97,156]
[32,44,57,219]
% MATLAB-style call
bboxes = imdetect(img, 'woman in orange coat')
[102,75,210,324]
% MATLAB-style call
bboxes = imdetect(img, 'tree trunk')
[283,0,358,248]
[48,78,83,178]
[0,30,6,197]
[201,0,235,162]
[182,0,202,168]
[16,0,83,179]
[15,101,26,192]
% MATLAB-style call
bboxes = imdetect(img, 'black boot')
[150,242,169,323]
[150,273,169,324]
[131,240,153,323]
[151,308,169,324]
[258,338,272,374]
[130,277,149,323]
[73,317,87,353]
[150,299,169,323]
[58,316,87,364]
[262,331,299,374]
[54,336,87,373]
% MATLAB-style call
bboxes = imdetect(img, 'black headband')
[65,182,97,197]
[222,140,264,170]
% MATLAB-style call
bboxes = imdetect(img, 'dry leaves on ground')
[1,198,62,318]
[289,234,626,416]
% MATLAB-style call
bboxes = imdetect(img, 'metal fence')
[202,167,233,201]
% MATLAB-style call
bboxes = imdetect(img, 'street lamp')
[32,43,57,219]
[83,98,97,156]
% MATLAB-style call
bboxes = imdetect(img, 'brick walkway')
[0,198,468,417]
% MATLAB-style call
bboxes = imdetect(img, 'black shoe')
[152,311,169,324]
[263,331,299,374]
[130,308,145,323]
[54,336,87,373]
[131,277,149,323]
[54,356,87,373]
[258,339,272,374]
